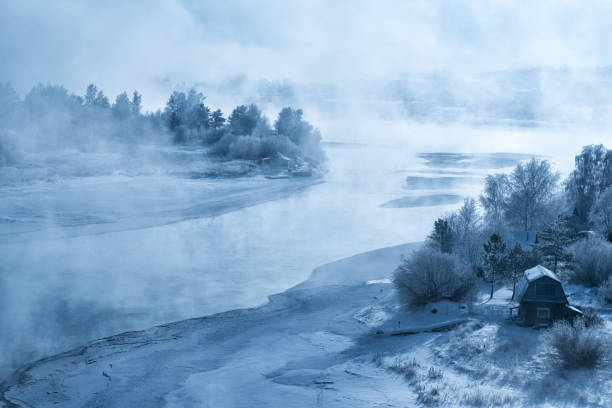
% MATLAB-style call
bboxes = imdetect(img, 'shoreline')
[3,240,611,407]
[0,175,324,244]
[0,174,325,383]
[0,242,420,406]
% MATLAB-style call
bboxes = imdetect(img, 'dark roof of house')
[515,265,562,303]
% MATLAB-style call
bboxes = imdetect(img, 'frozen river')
[0,122,598,377]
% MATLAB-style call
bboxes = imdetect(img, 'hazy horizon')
[3,0,612,113]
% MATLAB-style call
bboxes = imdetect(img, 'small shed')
[512,265,583,327]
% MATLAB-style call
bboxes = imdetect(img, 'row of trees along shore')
[0,82,324,167]
[394,145,612,306]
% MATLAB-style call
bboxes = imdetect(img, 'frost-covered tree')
[84,84,110,110]
[393,247,475,306]
[1,81,325,170]
[84,84,98,106]
[191,103,210,133]
[164,91,187,141]
[479,173,509,233]
[568,238,612,287]
[228,104,261,135]
[130,91,142,116]
[163,89,210,142]
[505,159,560,237]
[25,84,75,114]
[589,186,612,242]
[112,92,131,120]
[273,107,323,164]
[94,90,110,109]
[450,198,483,267]
[274,107,311,145]
[456,198,480,237]
[211,109,225,129]
[566,144,612,224]
[184,89,207,133]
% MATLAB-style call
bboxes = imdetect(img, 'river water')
[0,120,601,377]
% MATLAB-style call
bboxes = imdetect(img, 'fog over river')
[0,120,606,378]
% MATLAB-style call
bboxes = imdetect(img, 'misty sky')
[2,0,612,110]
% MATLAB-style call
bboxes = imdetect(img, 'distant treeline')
[0,83,324,167]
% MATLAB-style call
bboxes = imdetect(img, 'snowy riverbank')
[0,173,323,243]
[0,173,326,378]
[0,242,418,407]
[3,242,609,407]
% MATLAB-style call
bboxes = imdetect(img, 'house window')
[535,284,554,296]
[536,307,550,319]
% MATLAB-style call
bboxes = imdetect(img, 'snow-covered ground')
[2,242,610,407]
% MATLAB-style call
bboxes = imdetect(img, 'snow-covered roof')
[523,265,561,283]
[515,265,561,302]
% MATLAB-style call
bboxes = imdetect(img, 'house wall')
[520,276,567,304]
[520,301,566,326]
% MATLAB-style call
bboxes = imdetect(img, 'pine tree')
[84,84,98,106]
[507,243,525,299]
[211,109,225,129]
[534,215,574,273]
[428,218,455,254]
[94,90,110,109]
[483,234,507,299]
[130,91,142,116]
[111,92,131,120]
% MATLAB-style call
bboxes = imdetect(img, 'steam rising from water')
[0,126,605,379]
[3,0,612,383]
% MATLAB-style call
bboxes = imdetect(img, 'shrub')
[393,247,476,306]
[371,352,383,367]
[547,319,605,369]
[389,357,420,379]
[211,131,308,164]
[568,238,612,286]
[258,134,298,160]
[582,308,604,328]
[427,366,444,380]
[600,277,612,304]
[207,106,324,165]
[210,132,234,157]
[228,135,264,160]
[417,387,441,405]
[461,389,515,407]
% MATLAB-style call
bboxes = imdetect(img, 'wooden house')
[511,265,583,327]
